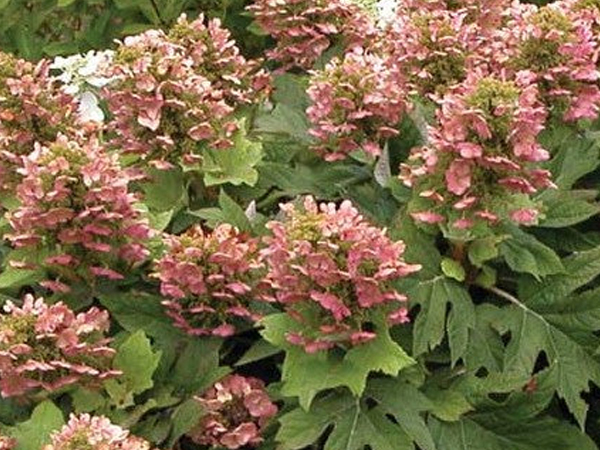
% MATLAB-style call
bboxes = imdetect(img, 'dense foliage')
[1,0,600,449]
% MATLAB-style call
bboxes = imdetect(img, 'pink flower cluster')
[247,0,377,71]
[400,73,554,228]
[387,7,482,97]
[503,2,600,121]
[188,374,277,450]
[44,414,152,450]
[260,196,421,352]
[0,436,15,450]
[0,295,119,398]
[394,0,510,29]
[5,135,152,293]
[104,14,270,169]
[153,224,264,337]
[0,51,79,194]
[306,48,409,160]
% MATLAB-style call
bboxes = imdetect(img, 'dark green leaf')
[498,225,563,279]
[10,401,64,450]
[260,314,414,409]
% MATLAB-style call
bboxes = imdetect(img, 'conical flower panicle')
[188,374,277,450]
[307,47,409,161]
[401,72,554,230]
[0,295,119,398]
[503,1,600,121]
[153,224,265,337]
[247,0,378,71]
[260,196,421,352]
[5,135,152,293]
[0,51,80,194]
[104,14,270,169]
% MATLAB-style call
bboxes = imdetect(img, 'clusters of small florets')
[44,414,152,450]
[0,295,119,398]
[5,135,152,293]
[387,7,481,97]
[401,73,554,229]
[0,51,79,194]
[247,0,378,71]
[260,196,421,352]
[504,2,600,121]
[0,436,15,450]
[153,224,264,337]
[188,374,277,450]
[104,14,270,169]
[393,0,510,29]
[306,47,408,160]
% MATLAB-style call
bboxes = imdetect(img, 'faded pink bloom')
[401,73,552,230]
[307,48,409,160]
[260,196,421,352]
[153,224,265,337]
[510,208,539,223]
[411,211,445,223]
[103,14,270,168]
[501,2,600,121]
[0,436,15,450]
[386,6,483,97]
[0,52,81,194]
[4,135,152,292]
[189,374,277,449]
[44,414,152,450]
[247,0,378,71]
[0,295,119,398]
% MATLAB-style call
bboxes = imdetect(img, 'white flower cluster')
[50,50,115,123]
[376,0,399,26]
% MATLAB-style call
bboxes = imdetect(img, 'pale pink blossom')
[189,375,277,449]
[0,295,119,398]
[260,196,420,352]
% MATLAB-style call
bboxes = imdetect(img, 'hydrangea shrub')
[1,0,600,449]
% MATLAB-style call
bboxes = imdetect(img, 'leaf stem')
[483,285,547,324]
[484,285,525,309]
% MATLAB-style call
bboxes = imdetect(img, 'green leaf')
[10,401,64,450]
[57,0,77,7]
[235,339,281,366]
[498,302,600,427]
[71,388,106,413]
[441,258,466,282]
[425,387,473,422]
[276,392,413,450]
[409,277,475,365]
[254,73,311,142]
[468,237,501,267]
[258,162,368,199]
[171,338,228,395]
[366,378,436,450]
[429,415,597,450]
[542,125,600,189]
[393,214,441,278]
[98,291,185,341]
[538,190,599,228]
[498,225,563,279]
[218,190,252,232]
[142,167,186,212]
[166,399,205,447]
[105,330,162,407]
[0,266,44,291]
[518,245,600,308]
[203,130,263,187]
[260,314,414,410]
